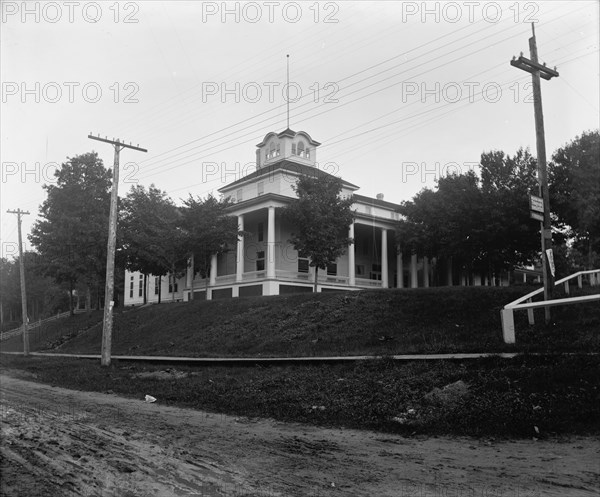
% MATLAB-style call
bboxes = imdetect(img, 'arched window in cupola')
[297,141,305,157]
[267,141,277,160]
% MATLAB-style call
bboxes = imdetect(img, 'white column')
[267,206,275,279]
[396,248,403,288]
[186,255,194,300]
[348,222,355,286]
[210,254,217,286]
[186,255,193,289]
[236,214,244,283]
[411,253,418,288]
[381,229,388,288]
[423,256,429,288]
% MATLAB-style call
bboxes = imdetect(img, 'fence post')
[527,299,535,326]
[501,308,516,344]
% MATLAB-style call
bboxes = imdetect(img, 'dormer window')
[297,141,305,156]
[305,147,310,159]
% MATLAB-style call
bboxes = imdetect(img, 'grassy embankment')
[2,286,599,356]
[1,286,599,436]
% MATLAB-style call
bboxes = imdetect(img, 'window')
[257,182,264,196]
[138,274,143,297]
[305,147,310,159]
[370,264,382,281]
[154,277,160,295]
[256,250,265,271]
[129,280,134,298]
[169,277,178,293]
[236,188,243,202]
[298,258,309,273]
[356,264,365,276]
[258,222,264,242]
[297,141,305,156]
[327,263,337,276]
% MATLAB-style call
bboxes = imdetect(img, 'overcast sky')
[1,0,598,259]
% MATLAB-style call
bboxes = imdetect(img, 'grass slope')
[2,354,598,437]
[25,286,600,357]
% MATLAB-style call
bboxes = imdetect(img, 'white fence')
[501,269,600,344]
[1,309,87,342]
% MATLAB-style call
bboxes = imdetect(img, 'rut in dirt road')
[1,372,599,497]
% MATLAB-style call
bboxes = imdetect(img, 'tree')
[120,184,187,304]
[396,148,542,284]
[549,130,600,269]
[396,171,486,283]
[180,194,239,300]
[29,152,112,314]
[280,174,355,293]
[0,254,69,328]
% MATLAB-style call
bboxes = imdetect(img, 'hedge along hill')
[39,286,600,358]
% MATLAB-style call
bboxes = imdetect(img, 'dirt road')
[1,371,598,497]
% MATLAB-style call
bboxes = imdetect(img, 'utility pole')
[88,134,147,366]
[6,208,30,356]
[511,23,559,324]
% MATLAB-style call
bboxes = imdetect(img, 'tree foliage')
[120,184,188,303]
[0,254,70,328]
[396,148,541,281]
[180,194,239,299]
[29,152,111,313]
[549,129,600,268]
[280,174,355,292]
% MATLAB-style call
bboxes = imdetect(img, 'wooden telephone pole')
[88,134,147,366]
[511,24,559,323]
[6,208,30,356]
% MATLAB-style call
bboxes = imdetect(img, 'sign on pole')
[529,194,544,213]
[530,211,544,221]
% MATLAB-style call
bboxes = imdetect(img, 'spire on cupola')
[254,55,321,168]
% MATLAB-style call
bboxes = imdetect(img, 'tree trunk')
[313,266,319,293]
[69,279,74,316]
[171,265,175,303]
[157,276,162,304]
[86,286,92,314]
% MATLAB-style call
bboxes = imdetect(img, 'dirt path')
[1,372,598,497]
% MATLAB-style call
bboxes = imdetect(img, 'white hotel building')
[124,128,508,305]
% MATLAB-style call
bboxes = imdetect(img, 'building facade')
[124,128,512,305]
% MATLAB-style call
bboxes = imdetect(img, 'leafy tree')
[121,184,187,304]
[29,152,111,314]
[478,148,541,276]
[396,148,541,283]
[396,171,485,282]
[280,175,355,293]
[0,254,69,328]
[180,194,239,300]
[549,130,600,268]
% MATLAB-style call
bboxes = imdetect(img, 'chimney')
[376,193,384,201]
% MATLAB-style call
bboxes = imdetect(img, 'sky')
[1,0,599,260]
